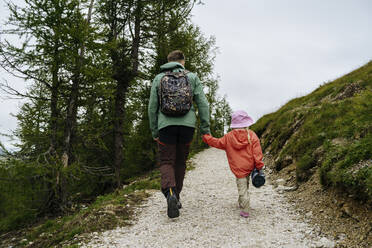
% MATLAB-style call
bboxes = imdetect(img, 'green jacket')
[148,62,210,138]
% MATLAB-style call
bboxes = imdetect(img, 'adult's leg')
[175,143,190,196]
[158,126,180,218]
[174,126,194,197]
[158,126,178,195]
[158,143,177,191]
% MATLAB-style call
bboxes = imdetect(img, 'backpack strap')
[164,70,174,76]
[163,70,189,78]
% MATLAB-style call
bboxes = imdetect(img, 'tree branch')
[0,47,52,89]
[0,79,50,101]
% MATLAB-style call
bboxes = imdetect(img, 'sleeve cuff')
[152,130,159,139]
[201,128,211,135]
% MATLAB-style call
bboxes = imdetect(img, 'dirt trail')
[82,148,335,248]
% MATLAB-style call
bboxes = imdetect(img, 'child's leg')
[236,176,250,212]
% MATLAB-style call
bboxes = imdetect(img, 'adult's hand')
[154,137,165,146]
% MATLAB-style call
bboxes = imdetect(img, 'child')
[202,110,264,218]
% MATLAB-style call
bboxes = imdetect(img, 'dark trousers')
[158,126,194,198]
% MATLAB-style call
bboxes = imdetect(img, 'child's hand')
[202,134,211,143]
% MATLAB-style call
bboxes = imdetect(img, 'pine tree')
[0,0,232,231]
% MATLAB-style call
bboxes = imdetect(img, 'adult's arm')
[148,76,160,138]
[192,74,210,135]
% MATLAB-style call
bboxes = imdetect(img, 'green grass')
[0,169,160,247]
[22,175,156,247]
[251,60,372,203]
[320,133,372,201]
[1,152,200,247]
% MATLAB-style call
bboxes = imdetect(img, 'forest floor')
[80,148,338,248]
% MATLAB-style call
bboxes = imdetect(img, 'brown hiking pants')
[158,126,194,197]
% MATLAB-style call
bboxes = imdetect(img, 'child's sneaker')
[240,211,249,218]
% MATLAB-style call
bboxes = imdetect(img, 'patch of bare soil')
[264,154,372,248]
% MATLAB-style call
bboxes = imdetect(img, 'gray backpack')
[158,70,193,117]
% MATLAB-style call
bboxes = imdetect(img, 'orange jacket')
[202,129,264,178]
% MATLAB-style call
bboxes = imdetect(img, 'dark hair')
[167,50,185,62]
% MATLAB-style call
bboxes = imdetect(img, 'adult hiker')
[148,50,210,218]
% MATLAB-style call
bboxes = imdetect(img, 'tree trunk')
[48,40,62,212]
[113,80,126,188]
[61,0,95,168]
[131,0,141,75]
[60,0,95,207]
[112,0,142,188]
[50,45,60,155]
[61,74,79,168]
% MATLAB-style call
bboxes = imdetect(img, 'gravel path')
[82,148,335,248]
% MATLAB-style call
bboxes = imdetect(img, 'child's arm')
[202,134,227,150]
[251,132,264,170]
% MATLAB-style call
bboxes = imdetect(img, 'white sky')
[1,0,372,148]
[192,0,372,120]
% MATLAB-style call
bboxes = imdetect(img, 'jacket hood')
[230,129,249,149]
[160,62,185,71]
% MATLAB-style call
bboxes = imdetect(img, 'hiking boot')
[176,193,182,209]
[177,199,182,209]
[166,188,179,218]
[240,211,249,218]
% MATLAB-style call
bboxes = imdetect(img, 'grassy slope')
[251,61,372,203]
[0,158,196,247]
[0,169,160,247]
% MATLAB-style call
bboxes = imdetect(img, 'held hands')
[202,134,211,144]
[153,137,159,142]
[153,137,164,146]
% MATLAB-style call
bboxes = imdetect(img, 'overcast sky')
[1,0,372,148]
[192,0,372,119]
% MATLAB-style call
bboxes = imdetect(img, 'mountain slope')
[252,61,372,202]
[251,62,372,246]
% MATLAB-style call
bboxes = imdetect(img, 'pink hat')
[230,110,254,128]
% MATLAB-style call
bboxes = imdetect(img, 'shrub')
[296,152,317,182]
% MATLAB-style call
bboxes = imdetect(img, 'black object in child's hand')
[251,168,265,188]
